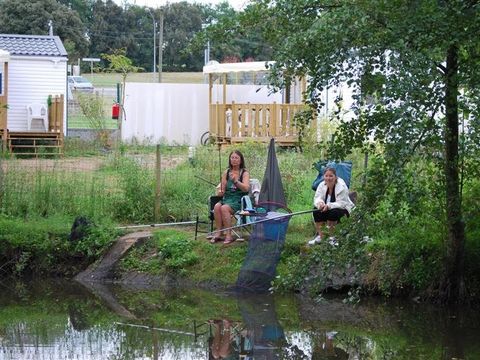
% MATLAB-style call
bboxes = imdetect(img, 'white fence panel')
[123,83,209,145]
[123,83,289,145]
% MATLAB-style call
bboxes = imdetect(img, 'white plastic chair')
[27,103,48,131]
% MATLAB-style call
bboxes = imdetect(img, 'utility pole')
[147,8,156,81]
[158,12,164,83]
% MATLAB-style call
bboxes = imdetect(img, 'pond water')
[1,279,479,360]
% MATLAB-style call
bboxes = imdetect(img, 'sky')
[119,0,248,10]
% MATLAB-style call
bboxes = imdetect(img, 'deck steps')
[7,132,64,157]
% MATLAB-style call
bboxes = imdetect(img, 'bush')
[155,230,199,270]
[0,215,118,276]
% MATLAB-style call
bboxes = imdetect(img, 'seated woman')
[309,167,354,246]
[211,150,250,245]
[209,319,236,359]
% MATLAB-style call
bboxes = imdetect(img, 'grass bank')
[1,141,479,301]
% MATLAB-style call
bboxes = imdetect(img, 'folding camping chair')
[312,160,357,203]
[207,179,261,241]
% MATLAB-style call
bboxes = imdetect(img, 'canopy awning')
[203,60,275,74]
[0,49,10,62]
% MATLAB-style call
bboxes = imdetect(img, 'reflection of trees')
[297,296,480,359]
[0,279,120,358]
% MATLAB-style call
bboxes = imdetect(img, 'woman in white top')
[309,167,354,245]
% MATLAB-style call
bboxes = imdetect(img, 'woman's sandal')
[209,236,224,244]
[223,237,235,245]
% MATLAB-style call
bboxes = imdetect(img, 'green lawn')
[83,72,205,87]
[68,115,118,130]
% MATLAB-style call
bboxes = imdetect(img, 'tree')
[57,0,95,26]
[192,2,273,64]
[233,0,480,303]
[123,5,154,72]
[162,2,205,71]
[102,49,142,135]
[0,0,88,61]
[89,0,135,61]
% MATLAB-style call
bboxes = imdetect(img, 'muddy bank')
[74,229,357,295]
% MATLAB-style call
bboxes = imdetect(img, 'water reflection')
[0,278,480,359]
[205,294,289,359]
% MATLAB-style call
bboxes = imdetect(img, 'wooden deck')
[0,94,64,156]
[7,131,64,157]
[209,102,310,146]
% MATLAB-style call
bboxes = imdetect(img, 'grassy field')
[68,115,119,129]
[83,72,205,87]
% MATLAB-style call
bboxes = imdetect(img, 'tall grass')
[0,164,115,221]
[0,142,363,227]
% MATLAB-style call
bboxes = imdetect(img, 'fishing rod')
[117,220,197,230]
[115,322,195,336]
[194,175,217,187]
[206,208,317,236]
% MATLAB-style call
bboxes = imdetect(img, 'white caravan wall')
[123,83,209,145]
[8,56,67,133]
[122,83,284,145]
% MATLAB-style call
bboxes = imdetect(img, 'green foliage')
[72,219,119,258]
[292,106,315,151]
[112,157,155,223]
[63,137,109,156]
[76,93,112,148]
[0,0,88,60]
[232,0,480,301]
[463,179,480,296]
[162,2,205,71]
[0,164,114,220]
[0,215,118,276]
[120,229,199,275]
[1,142,480,300]
[356,160,445,296]
[102,49,143,79]
[155,230,199,271]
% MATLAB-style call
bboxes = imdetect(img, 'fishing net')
[234,206,291,292]
[232,138,291,293]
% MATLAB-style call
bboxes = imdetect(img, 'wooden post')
[208,73,213,137]
[231,101,238,138]
[57,94,64,134]
[222,74,227,106]
[0,62,8,151]
[154,144,161,222]
[254,104,259,137]
[271,102,277,137]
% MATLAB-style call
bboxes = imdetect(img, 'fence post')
[155,144,161,222]
[59,94,64,134]
[271,102,277,137]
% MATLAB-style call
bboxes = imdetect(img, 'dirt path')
[0,154,187,172]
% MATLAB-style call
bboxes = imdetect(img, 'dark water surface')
[0,279,479,359]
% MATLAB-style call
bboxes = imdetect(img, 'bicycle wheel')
[200,131,211,145]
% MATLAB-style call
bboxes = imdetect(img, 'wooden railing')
[0,100,7,151]
[0,102,6,132]
[210,102,308,144]
[48,94,64,134]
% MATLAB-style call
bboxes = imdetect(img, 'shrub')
[155,230,199,271]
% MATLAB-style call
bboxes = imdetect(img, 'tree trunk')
[439,44,466,304]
